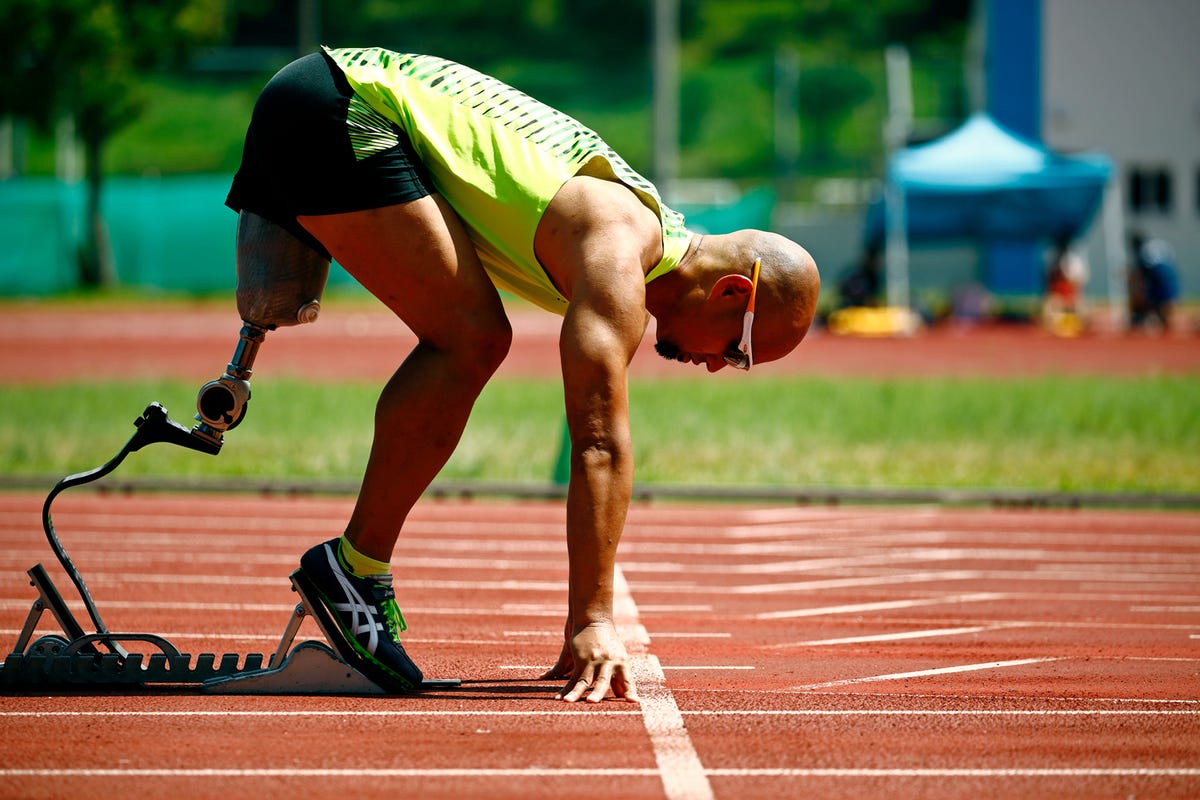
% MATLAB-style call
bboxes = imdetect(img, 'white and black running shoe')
[296,538,423,692]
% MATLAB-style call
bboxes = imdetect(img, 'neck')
[645,233,704,317]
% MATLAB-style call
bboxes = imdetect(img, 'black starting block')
[0,563,458,694]
[0,402,458,695]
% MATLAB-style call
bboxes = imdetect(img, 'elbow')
[572,434,632,476]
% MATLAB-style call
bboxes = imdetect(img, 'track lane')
[1,492,1198,799]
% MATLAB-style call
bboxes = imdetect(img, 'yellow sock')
[338,535,391,577]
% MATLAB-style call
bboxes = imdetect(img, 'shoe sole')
[291,568,419,693]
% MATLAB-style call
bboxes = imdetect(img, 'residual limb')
[190,212,332,449]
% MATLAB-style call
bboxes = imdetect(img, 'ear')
[708,273,753,304]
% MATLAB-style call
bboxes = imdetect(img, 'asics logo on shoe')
[323,543,389,654]
[298,537,424,691]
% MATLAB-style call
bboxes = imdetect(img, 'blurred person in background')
[1129,237,1180,332]
[1042,237,1088,337]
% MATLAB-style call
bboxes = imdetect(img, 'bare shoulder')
[535,176,664,295]
[549,175,656,223]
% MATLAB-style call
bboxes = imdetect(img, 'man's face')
[654,268,758,373]
[653,325,744,373]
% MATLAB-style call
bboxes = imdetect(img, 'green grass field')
[2,375,1196,495]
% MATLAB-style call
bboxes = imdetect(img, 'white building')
[1041,0,1198,299]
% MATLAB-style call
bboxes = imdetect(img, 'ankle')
[338,535,391,577]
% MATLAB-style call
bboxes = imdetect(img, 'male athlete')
[226,47,819,703]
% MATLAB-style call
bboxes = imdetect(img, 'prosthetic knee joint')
[191,212,331,448]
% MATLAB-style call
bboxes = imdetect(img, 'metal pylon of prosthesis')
[0,317,459,694]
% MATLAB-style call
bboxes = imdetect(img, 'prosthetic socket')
[192,213,331,448]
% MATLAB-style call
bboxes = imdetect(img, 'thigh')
[297,194,508,348]
[228,51,434,259]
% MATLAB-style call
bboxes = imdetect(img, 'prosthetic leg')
[1,213,457,693]
[192,212,330,449]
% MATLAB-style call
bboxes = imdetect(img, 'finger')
[558,678,588,703]
[611,665,640,703]
[557,668,594,702]
[540,646,574,680]
[539,659,571,680]
[584,662,617,704]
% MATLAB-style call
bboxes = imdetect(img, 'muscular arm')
[560,276,640,627]
[535,177,662,702]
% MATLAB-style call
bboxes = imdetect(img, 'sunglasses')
[723,258,760,370]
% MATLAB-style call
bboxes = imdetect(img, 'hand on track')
[541,620,639,704]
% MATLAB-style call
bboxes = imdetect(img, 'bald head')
[699,230,819,365]
[744,231,820,362]
[644,229,820,371]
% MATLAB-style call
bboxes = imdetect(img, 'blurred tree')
[795,64,874,168]
[228,0,969,182]
[675,0,970,180]
[319,0,648,68]
[0,0,975,219]
[683,0,969,55]
[0,0,229,288]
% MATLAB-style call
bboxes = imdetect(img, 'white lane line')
[0,629,282,642]
[762,690,1200,706]
[1132,605,1200,612]
[636,605,714,612]
[683,709,1200,717]
[735,571,982,595]
[620,548,1200,577]
[0,552,565,572]
[621,550,967,575]
[854,616,1199,633]
[0,600,566,617]
[0,710,641,718]
[770,626,994,648]
[5,709,1194,719]
[0,514,566,538]
[637,571,983,596]
[66,573,568,592]
[495,602,714,616]
[505,631,734,644]
[0,599,298,613]
[0,768,660,778]
[704,768,1200,777]
[793,657,1067,691]
[756,593,1006,620]
[651,632,732,639]
[614,566,715,800]
[3,767,1195,778]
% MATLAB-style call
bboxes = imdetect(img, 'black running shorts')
[226,51,434,259]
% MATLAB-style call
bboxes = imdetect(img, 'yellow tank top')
[325,47,692,315]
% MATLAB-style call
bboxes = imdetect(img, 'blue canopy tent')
[863,113,1114,309]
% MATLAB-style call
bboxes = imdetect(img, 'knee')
[473,313,513,375]
[444,312,512,386]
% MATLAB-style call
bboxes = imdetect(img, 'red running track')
[1,304,1198,383]
[1,491,1198,799]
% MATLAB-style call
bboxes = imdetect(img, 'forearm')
[564,431,633,626]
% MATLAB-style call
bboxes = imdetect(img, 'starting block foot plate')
[203,641,459,694]
[204,640,382,694]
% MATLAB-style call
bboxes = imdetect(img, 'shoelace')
[369,575,408,642]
